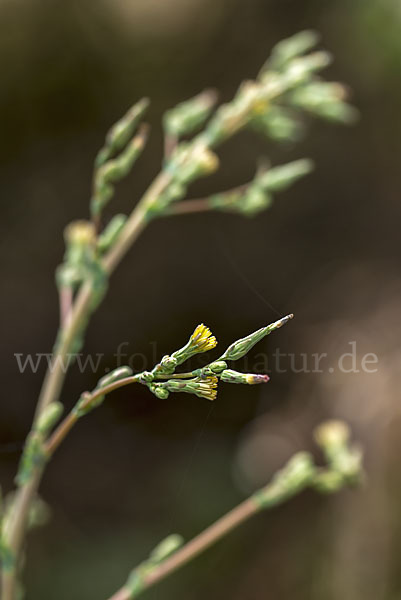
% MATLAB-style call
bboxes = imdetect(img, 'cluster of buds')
[154,375,219,402]
[144,30,355,221]
[138,315,293,402]
[77,30,357,237]
[201,30,356,149]
[313,420,363,492]
[56,220,97,290]
[91,98,150,219]
[253,420,364,509]
[255,30,356,137]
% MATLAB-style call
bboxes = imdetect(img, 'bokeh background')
[1,0,401,598]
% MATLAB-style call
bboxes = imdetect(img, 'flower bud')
[64,220,96,247]
[149,534,184,563]
[96,98,150,167]
[92,124,149,217]
[163,89,217,137]
[161,355,178,372]
[97,366,133,389]
[153,386,170,400]
[208,361,228,374]
[289,82,358,124]
[139,371,154,383]
[36,402,63,434]
[220,369,269,385]
[97,214,127,254]
[252,106,304,142]
[282,51,332,87]
[253,451,315,509]
[240,186,272,217]
[262,30,320,73]
[314,420,350,452]
[219,314,293,362]
[258,159,314,193]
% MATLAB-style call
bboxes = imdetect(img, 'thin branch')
[165,183,248,217]
[1,203,148,599]
[155,371,197,379]
[164,133,178,159]
[4,65,277,591]
[164,198,213,215]
[107,497,259,600]
[44,376,139,457]
[59,286,73,328]
[2,32,353,598]
[102,171,171,273]
[106,431,363,600]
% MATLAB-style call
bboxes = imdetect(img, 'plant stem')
[59,285,73,328]
[102,172,171,273]
[44,376,140,457]
[2,50,330,596]
[164,183,248,217]
[165,198,212,215]
[1,193,156,599]
[34,281,93,421]
[155,372,197,379]
[107,496,260,600]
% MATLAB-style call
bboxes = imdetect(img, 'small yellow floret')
[190,324,218,353]
[194,375,218,401]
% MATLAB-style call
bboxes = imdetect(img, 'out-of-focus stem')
[59,285,73,327]
[165,198,212,215]
[107,496,260,600]
[44,376,139,457]
[1,189,157,600]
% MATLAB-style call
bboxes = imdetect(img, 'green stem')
[108,496,261,600]
[44,376,141,457]
[155,372,197,380]
[1,198,151,600]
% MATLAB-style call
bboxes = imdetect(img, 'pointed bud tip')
[278,313,294,326]
[201,88,219,105]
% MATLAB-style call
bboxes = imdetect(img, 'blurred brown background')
[1,0,401,598]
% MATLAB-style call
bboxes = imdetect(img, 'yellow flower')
[190,324,217,353]
[163,375,218,401]
[192,376,218,401]
[171,323,218,366]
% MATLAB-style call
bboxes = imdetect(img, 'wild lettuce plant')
[0,31,363,600]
